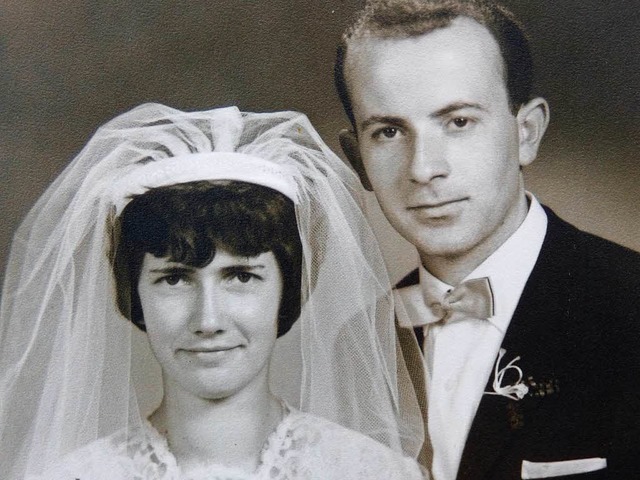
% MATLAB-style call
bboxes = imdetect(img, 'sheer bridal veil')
[0,104,424,478]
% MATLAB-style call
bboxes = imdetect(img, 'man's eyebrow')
[360,116,409,131]
[432,102,487,117]
[359,104,487,130]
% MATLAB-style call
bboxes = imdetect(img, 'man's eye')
[373,126,401,140]
[452,117,469,128]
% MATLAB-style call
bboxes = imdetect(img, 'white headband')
[109,152,299,213]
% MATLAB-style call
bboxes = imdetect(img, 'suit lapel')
[457,210,583,479]
[395,268,433,468]
[397,323,433,467]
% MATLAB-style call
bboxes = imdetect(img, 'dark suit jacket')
[397,207,640,479]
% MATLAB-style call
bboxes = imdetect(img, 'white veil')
[0,104,424,478]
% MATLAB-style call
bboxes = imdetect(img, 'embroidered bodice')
[28,408,424,479]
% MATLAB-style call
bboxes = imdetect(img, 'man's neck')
[421,195,531,285]
[420,254,484,286]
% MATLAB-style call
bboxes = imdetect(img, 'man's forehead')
[346,17,502,73]
[344,17,506,105]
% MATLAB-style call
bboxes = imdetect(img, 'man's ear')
[517,97,550,167]
[339,129,373,191]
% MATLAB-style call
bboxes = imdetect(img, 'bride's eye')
[235,272,254,283]
[163,274,183,286]
[155,273,189,286]
[222,265,263,285]
[233,271,264,284]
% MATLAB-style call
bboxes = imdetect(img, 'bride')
[0,104,426,479]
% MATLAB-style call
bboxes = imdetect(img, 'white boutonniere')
[485,348,529,401]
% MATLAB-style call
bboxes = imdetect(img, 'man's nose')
[189,285,228,335]
[408,133,449,184]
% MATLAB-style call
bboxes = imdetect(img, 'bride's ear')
[339,129,373,191]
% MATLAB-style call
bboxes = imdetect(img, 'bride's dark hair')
[110,180,302,337]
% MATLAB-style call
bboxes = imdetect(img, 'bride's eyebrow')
[220,264,265,274]
[148,266,193,274]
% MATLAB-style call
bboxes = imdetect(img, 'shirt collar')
[399,193,547,332]
[467,192,547,332]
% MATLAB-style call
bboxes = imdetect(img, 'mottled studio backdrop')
[1,1,638,286]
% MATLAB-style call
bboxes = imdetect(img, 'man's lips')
[407,197,468,210]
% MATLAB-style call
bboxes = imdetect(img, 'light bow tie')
[424,277,494,325]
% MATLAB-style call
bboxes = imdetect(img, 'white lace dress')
[28,408,424,479]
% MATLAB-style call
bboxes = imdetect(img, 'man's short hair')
[335,0,534,125]
[110,180,302,337]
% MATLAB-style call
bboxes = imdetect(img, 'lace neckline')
[140,403,294,478]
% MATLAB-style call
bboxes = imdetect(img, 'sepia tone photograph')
[1,1,638,479]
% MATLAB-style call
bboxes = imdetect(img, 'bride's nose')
[189,284,229,335]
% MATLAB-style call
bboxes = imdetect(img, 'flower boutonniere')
[485,348,529,401]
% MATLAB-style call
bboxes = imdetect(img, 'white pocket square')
[521,457,607,478]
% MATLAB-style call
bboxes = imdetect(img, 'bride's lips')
[184,345,239,353]
[178,345,242,362]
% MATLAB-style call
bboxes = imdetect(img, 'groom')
[334,1,640,479]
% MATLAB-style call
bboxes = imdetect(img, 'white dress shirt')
[396,194,548,480]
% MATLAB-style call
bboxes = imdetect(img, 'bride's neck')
[150,375,283,473]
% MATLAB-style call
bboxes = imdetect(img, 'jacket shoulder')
[544,206,640,281]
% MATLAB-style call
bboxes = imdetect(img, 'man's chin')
[400,225,468,256]
[412,233,480,264]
